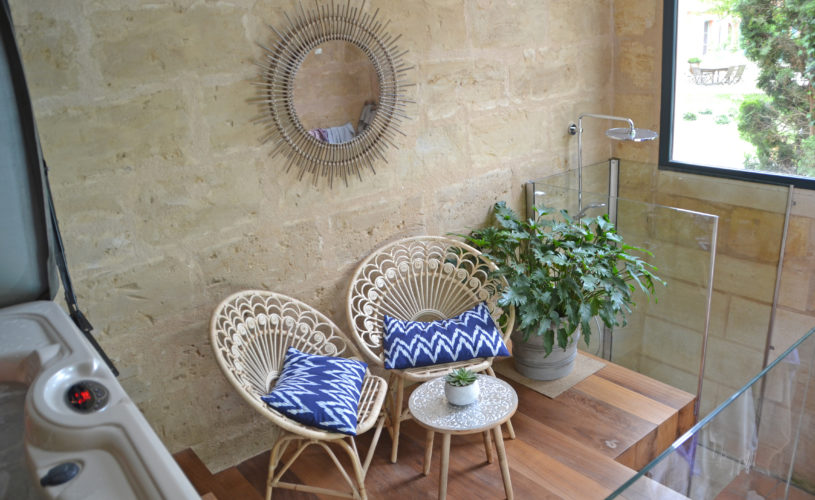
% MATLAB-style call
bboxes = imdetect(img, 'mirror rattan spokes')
[254,1,412,187]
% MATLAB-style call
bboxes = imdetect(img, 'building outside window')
[662,0,815,189]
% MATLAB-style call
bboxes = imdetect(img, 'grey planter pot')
[511,327,581,381]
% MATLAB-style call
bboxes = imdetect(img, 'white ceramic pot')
[444,379,480,406]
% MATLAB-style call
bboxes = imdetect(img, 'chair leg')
[340,438,368,500]
[363,413,386,476]
[390,376,405,463]
[385,373,397,441]
[266,434,294,500]
[304,441,359,499]
[266,435,373,499]
[487,366,516,439]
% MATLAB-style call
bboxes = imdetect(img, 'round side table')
[408,374,518,500]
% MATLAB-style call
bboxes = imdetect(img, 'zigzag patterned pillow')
[383,302,509,370]
[261,348,366,435]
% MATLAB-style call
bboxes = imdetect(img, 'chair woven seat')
[346,236,515,462]
[211,290,387,499]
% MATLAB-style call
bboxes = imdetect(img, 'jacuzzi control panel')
[65,380,109,413]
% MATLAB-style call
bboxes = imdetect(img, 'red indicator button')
[73,390,92,405]
[66,383,97,410]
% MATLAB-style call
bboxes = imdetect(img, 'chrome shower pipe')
[568,113,636,213]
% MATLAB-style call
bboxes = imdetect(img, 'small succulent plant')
[445,368,477,387]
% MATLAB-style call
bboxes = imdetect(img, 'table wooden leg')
[492,426,513,500]
[439,433,451,500]
[423,430,435,476]
[504,419,516,440]
[482,431,494,463]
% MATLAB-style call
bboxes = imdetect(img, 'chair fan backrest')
[211,290,359,399]
[346,236,514,366]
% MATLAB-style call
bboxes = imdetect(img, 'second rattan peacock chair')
[346,236,515,463]
[211,290,387,500]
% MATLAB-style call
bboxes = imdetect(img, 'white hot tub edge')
[0,301,199,500]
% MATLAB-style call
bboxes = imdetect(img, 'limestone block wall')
[617,166,791,416]
[8,0,618,471]
[612,0,662,165]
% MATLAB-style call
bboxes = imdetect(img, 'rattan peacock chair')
[211,290,387,500]
[346,236,516,463]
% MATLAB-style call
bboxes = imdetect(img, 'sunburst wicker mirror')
[253,1,412,187]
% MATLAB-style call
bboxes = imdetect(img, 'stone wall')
[616,165,814,415]
[8,0,619,471]
[612,0,662,164]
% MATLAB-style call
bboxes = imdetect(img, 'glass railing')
[607,326,815,499]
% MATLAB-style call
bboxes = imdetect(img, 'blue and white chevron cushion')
[260,348,366,435]
[383,302,510,370]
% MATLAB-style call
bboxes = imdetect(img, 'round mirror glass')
[293,41,379,144]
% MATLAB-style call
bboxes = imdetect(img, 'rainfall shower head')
[569,113,659,214]
[576,202,607,219]
[567,118,659,142]
[605,127,658,142]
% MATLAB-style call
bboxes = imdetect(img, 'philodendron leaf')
[542,328,554,355]
[557,326,570,349]
[502,287,528,306]
[581,318,592,345]
[581,275,600,291]
[494,202,522,231]
[519,309,541,331]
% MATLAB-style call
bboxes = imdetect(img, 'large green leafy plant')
[462,202,663,356]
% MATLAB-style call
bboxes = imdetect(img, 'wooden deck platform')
[175,355,696,499]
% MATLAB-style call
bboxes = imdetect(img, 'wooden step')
[174,448,260,500]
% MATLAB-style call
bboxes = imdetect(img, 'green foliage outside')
[684,112,698,121]
[461,202,663,356]
[713,0,815,177]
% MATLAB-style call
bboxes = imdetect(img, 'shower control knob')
[65,380,109,413]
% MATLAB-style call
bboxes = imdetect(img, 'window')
[660,0,815,189]
[702,20,712,54]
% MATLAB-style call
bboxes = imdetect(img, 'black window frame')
[659,0,815,190]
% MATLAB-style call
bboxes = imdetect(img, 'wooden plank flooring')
[175,362,695,500]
